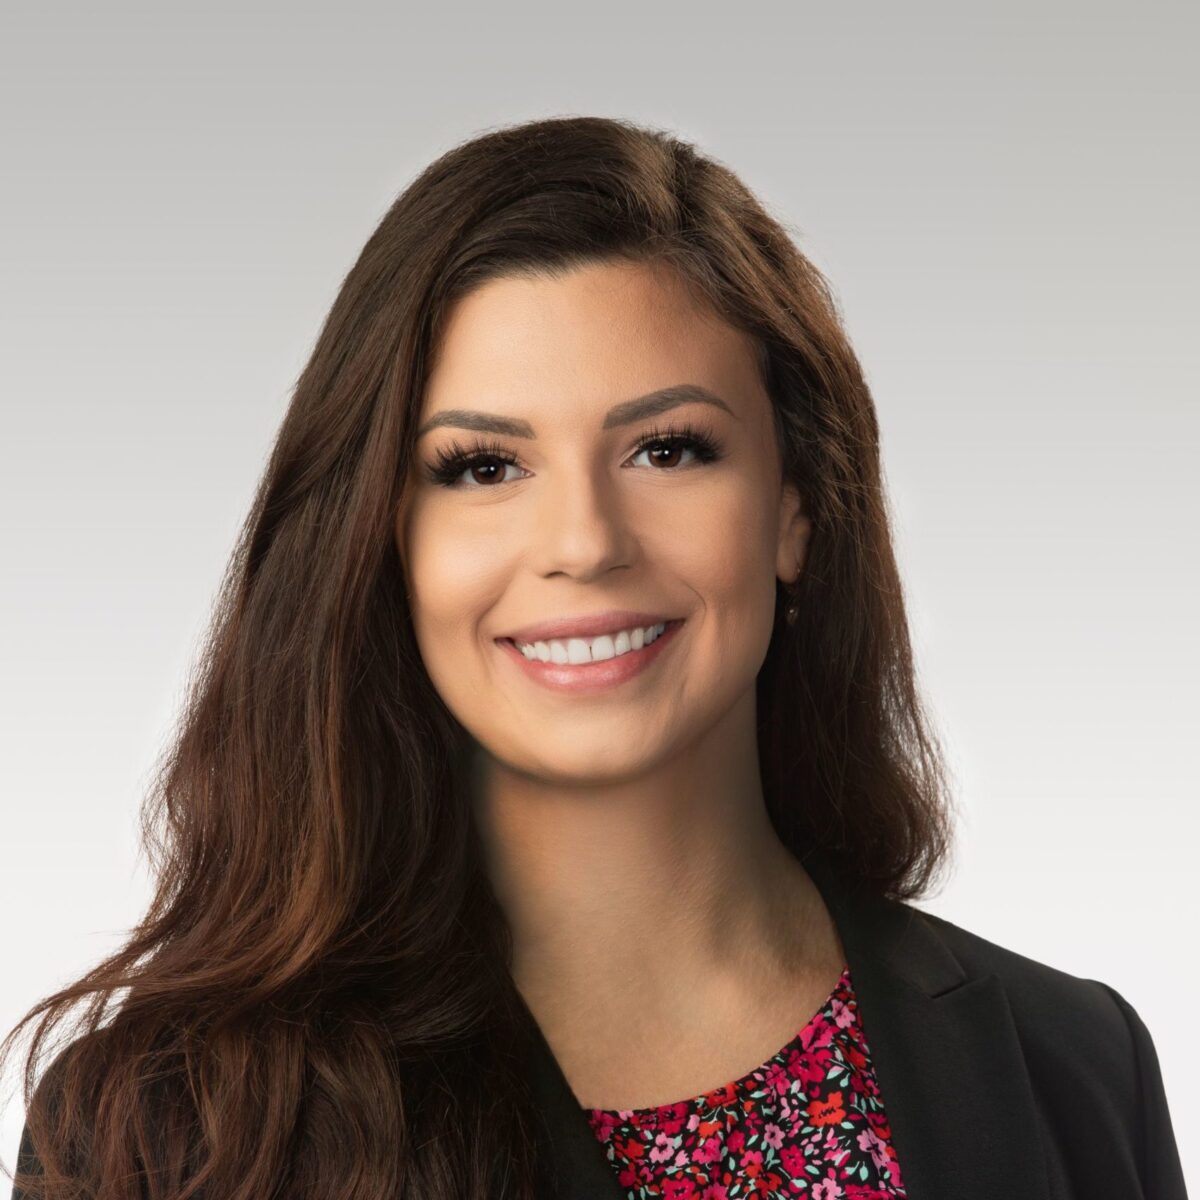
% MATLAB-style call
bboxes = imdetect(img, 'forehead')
[422,259,763,420]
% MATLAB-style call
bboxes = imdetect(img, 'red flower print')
[585,967,906,1197]
[703,1082,739,1107]
[808,1089,847,1126]
[663,1178,701,1200]
[741,1148,765,1177]
[616,1134,645,1160]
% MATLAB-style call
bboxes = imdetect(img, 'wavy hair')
[2,114,956,1200]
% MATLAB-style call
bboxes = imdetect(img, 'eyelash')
[423,421,725,489]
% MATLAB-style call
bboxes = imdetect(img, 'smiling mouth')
[500,618,685,666]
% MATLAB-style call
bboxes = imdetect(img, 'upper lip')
[499,610,681,645]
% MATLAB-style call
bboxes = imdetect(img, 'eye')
[626,422,724,471]
[424,439,528,489]
[421,421,725,490]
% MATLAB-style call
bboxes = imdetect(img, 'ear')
[775,479,812,585]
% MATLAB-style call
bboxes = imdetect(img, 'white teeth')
[515,621,669,664]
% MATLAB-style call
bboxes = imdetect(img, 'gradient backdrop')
[2,0,1196,1189]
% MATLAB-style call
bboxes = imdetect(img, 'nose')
[530,461,637,582]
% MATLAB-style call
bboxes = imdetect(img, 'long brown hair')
[2,114,956,1200]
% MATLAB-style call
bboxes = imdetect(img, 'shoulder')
[913,903,1138,1074]
[916,902,1132,1051]
[909,903,1188,1195]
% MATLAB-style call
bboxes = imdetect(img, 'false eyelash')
[425,437,522,487]
[424,420,725,489]
[633,420,724,467]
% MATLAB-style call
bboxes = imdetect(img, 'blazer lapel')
[801,849,1052,1200]
[525,849,1054,1200]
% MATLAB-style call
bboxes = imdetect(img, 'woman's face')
[396,258,809,784]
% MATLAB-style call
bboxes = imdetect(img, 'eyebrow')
[414,383,737,439]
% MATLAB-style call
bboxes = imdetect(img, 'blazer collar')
[525,848,1053,1200]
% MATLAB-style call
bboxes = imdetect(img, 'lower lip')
[496,619,686,694]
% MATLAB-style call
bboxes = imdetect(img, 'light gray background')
[2,1,1195,1189]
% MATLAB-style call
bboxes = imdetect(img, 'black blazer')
[10,851,1189,1200]
[526,849,1189,1199]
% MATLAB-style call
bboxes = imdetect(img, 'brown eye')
[426,442,525,489]
[628,425,723,471]
[464,458,514,486]
[648,443,685,468]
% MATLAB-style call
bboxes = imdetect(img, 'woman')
[4,116,1185,1200]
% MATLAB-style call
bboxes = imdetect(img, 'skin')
[395,258,846,1109]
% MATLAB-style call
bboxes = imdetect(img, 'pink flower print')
[812,1173,845,1200]
[855,1125,890,1172]
[883,1153,905,1188]
[796,1053,833,1091]
[780,1143,806,1174]
[801,1017,839,1054]
[585,972,907,1199]
[657,1101,691,1137]
[650,1130,679,1163]
[588,1109,620,1139]
[830,996,856,1031]
[741,1148,765,1174]
[764,1058,792,1097]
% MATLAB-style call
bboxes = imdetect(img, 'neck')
[471,691,836,1032]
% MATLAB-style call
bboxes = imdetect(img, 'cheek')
[677,482,776,603]
[677,485,780,677]
[402,507,504,658]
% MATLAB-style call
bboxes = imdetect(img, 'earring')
[785,563,801,626]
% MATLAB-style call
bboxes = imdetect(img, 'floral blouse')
[583,964,906,1199]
